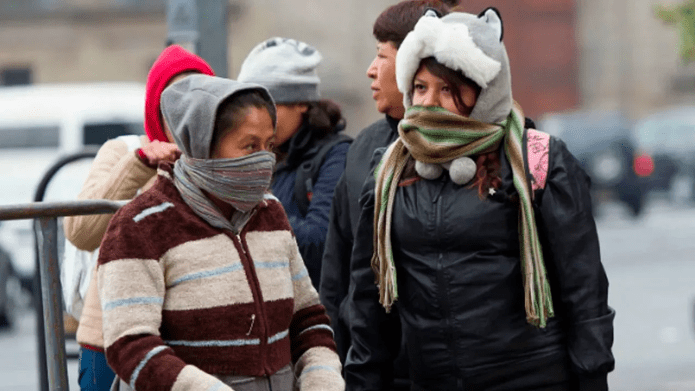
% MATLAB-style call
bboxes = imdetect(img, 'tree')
[654,0,695,63]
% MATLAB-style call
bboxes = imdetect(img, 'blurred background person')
[61,45,214,391]
[100,74,343,391]
[237,37,351,289]
[319,1,453,383]
[345,9,614,390]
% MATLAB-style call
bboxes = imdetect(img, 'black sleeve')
[536,137,615,390]
[319,172,354,362]
[344,149,400,391]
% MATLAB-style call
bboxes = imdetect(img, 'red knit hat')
[145,45,215,142]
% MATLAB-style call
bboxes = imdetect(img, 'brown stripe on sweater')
[264,299,294,340]
[243,199,292,233]
[106,334,183,387]
[98,179,221,265]
[160,299,293,342]
[168,341,290,378]
[290,304,336,362]
[133,352,185,390]
[291,333,337,364]
[265,337,292,375]
[290,305,332,338]
[168,344,266,377]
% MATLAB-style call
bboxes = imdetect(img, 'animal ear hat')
[396,8,513,125]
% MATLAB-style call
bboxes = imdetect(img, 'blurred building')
[0,0,402,134]
[461,0,581,121]
[578,0,695,119]
[0,0,692,133]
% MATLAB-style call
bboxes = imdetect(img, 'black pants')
[409,354,571,391]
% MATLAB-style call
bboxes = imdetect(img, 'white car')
[0,82,146,302]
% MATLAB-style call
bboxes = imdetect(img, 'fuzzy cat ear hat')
[395,8,514,184]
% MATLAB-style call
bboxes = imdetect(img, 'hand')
[139,141,180,166]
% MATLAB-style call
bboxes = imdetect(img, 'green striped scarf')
[373,104,555,328]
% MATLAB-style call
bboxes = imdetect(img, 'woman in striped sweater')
[98,75,343,391]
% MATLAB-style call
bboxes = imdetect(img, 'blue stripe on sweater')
[299,324,334,336]
[103,297,163,311]
[207,382,224,391]
[303,365,340,375]
[165,338,261,347]
[170,264,245,287]
[133,202,175,222]
[268,330,289,344]
[292,269,309,281]
[165,330,288,348]
[254,261,290,269]
[130,346,168,389]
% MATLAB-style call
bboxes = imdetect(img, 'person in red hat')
[63,44,214,391]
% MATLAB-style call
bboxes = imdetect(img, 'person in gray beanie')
[238,37,352,290]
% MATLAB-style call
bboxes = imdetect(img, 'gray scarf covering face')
[160,75,278,233]
[173,151,276,233]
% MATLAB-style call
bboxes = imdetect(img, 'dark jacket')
[319,115,400,362]
[272,122,350,289]
[344,136,615,391]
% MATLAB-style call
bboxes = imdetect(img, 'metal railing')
[0,149,123,391]
[0,200,127,391]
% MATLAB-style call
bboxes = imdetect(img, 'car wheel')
[627,197,643,217]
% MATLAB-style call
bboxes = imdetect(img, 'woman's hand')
[139,141,180,166]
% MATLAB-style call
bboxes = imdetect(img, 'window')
[0,125,60,148]
[1,67,32,86]
[82,122,144,146]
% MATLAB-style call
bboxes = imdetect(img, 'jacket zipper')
[433,180,460,384]
[230,214,272,375]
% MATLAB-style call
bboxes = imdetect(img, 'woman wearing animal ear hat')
[345,8,615,391]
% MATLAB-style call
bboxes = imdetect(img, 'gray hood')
[161,74,276,159]
[396,9,512,124]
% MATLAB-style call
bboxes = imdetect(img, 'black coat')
[319,115,401,361]
[344,135,615,391]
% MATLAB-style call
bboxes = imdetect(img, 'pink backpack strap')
[526,128,550,191]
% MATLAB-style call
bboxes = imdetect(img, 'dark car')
[0,238,21,329]
[539,110,648,216]
[633,106,695,202]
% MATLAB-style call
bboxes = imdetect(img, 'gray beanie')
[237,37,322,104]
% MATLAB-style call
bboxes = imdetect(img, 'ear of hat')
[237,37,322,104]
[395,10,503,109]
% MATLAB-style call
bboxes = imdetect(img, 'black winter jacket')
[319,115,401,361]
[344,135,615,391]
[272,122,350,288]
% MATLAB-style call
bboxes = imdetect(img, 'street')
[0,197,694,390]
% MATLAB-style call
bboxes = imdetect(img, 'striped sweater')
[97,165,343,391]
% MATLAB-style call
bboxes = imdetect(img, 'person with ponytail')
[345,9,614,391]
[237,37,351,289]
[63,44,214,391]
